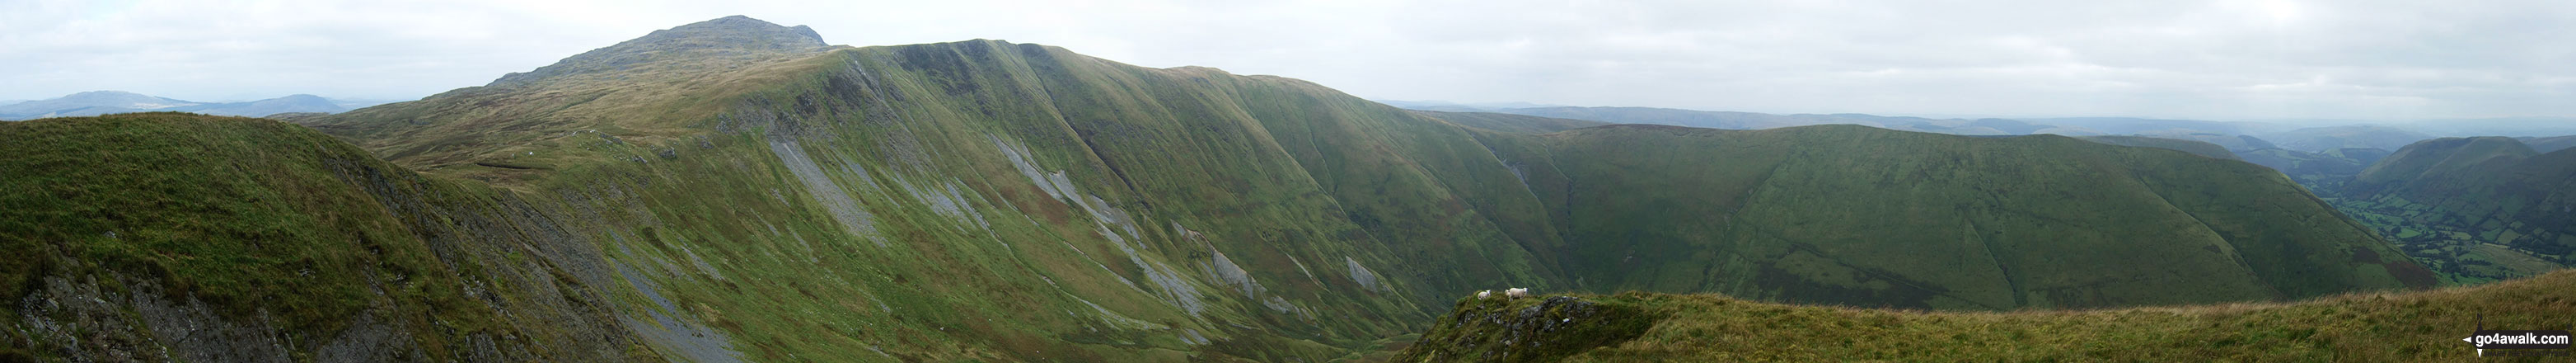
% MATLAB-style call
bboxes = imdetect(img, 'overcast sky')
[5,0,2572,120]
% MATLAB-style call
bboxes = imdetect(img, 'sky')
[3,0,2572,120]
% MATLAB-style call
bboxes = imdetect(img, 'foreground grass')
[0,113,522,360]
[1403,270,2576,361]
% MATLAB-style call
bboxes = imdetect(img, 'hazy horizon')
[7,0,2573,120]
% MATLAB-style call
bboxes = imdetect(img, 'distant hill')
[1481,106,2082,136]
[2234,148,2384,187]
[1375,99,1562,111]
[2521,135,2576,153]
[2332,137,2570,284]
[185,94,347,117]
[1412,111,1609,134]
[2404,117,2576,138]
[2129,130,2279,152]
[2349,137,2537,191]
[0,91,195,118]
[1492,106,1797,130]
[2018,117,2283,135]
[2264,125,2435,153]
[2075,135,2240,160]
[0,91,354,120]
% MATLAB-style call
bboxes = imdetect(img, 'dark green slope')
[1487,125,2433,309]
[2330,137,2573,284]
[1,113,645,361]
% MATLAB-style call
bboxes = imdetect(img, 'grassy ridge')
[1401,269,2576,361]
[0,113,483,341]
[0,113,637,361]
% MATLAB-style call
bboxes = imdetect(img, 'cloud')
[2,0,2569,120]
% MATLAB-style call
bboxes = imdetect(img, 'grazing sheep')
[1505,288,1530,299]
[1476,290,1493,299]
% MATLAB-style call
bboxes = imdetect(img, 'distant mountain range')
[1384,103,2571,152]
[0,91,372,120]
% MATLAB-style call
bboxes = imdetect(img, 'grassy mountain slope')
[2352,137,2539,193]
[1398,269,2576,362]
[2330,138,2574,285]
[301,15,840,186]
[1,113,643,361]
[1486,125,2432,310]
[293,17,1570,360]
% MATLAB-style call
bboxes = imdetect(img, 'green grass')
[1402,269,2576,361]
[0,113,501,359]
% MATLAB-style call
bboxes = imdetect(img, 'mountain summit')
[489,15,830,86]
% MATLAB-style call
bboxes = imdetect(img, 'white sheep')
[1505,288,1530,299]
[1476,290,1493,299]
